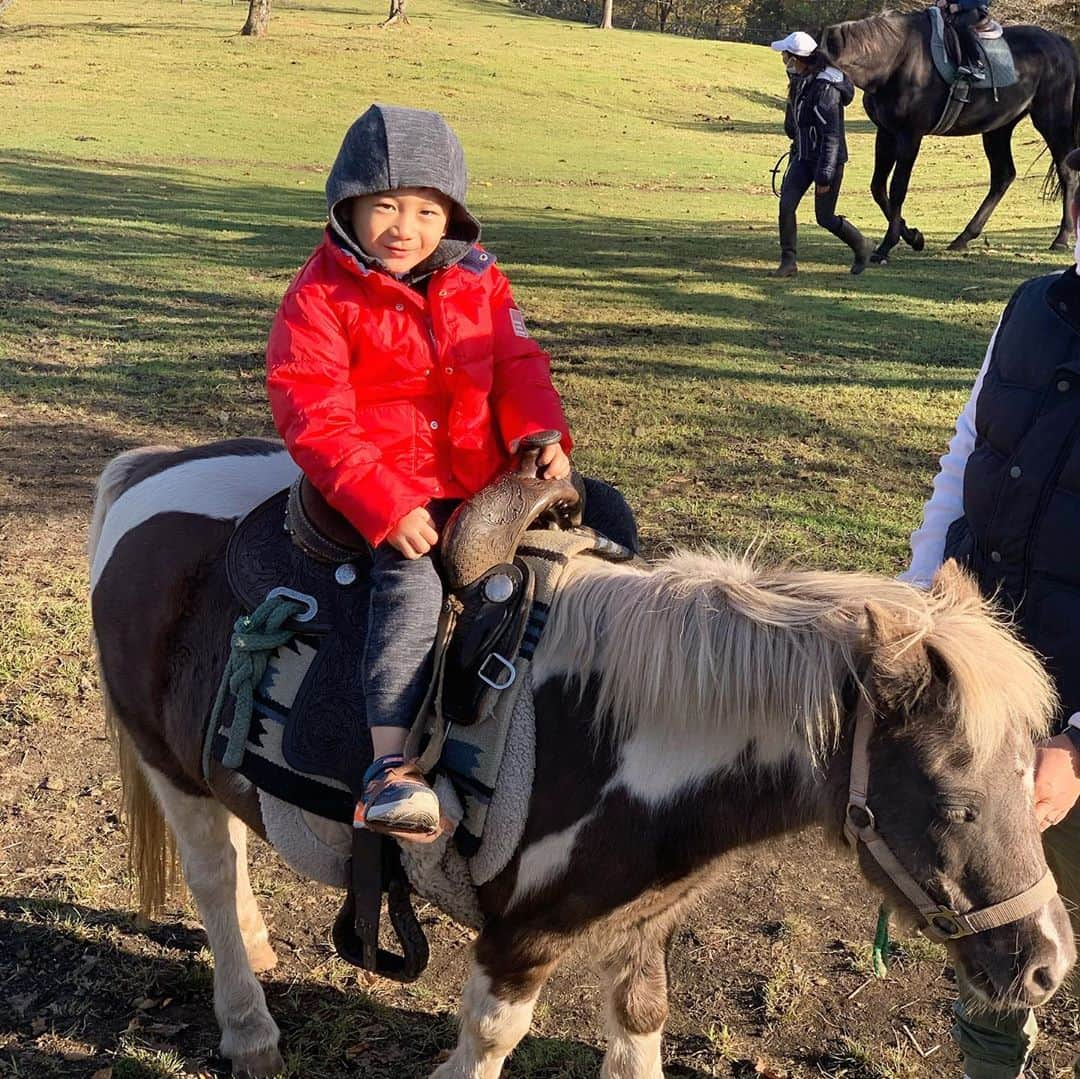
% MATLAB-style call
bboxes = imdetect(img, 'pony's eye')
[936,802,978,824]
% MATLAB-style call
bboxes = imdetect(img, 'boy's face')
[350,187,453,274]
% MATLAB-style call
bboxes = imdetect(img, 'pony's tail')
[89,446,180,919]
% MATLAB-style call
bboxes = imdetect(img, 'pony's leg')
[230,814,278,973]
[597,929,670,1079]
[948,122,1020,252]
[871,132,924,264]
[431,933,558,1079]
[1029,90,1080,251]
[870,129,923,257]
[144,767,283,1078]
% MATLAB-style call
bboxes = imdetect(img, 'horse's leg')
[870,129,923,256]
[1029,91,1079,251]
[948,122,1020,251]
[597,928,672,1079]
[144,767,283,1078]
[230,813,278,974]
[431,931,558,1079]
[871,132,924,264]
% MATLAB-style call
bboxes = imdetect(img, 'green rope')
[202,594,306,780]
[872,905,891,978]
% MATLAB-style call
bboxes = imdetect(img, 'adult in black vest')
[770,31,869,279]
[902,151,1080,1079]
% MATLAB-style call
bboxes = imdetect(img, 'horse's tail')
[89,446,181,919]
[1042,39,1080,203]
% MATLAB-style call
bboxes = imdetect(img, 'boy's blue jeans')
[363,500,460,731]
[952,801,1080,1078]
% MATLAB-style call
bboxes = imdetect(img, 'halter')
[844,702,1058,943]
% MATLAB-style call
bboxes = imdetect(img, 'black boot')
[771,254,798,278]
[773,208,797,277]
[837,218,869,276]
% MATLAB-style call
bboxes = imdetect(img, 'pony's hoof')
[1050,238,1071,252]
[232,1046,285,1078]
[869,251,889,265]
[909,229,925,252]
[947,236,970,252]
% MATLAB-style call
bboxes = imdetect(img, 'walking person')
[770,31,869,278]
[901,149,1080,1079]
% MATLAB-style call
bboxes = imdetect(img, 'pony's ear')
[929,558,981,606]
[864,602,942,720]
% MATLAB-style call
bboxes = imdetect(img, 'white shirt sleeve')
[899,317,1001,588]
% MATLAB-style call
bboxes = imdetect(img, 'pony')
[820,10,1080,263]
[88,438,1076,1079]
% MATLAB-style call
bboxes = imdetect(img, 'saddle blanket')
[928,7,1017,88]
[257,668,540,928]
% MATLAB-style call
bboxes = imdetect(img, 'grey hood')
[326,103,481,279]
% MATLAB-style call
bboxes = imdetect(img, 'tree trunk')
[241,0,271,36]
[382,0,409,26]
[599,0,613,28]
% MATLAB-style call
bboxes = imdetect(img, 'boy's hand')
[387,506,439,559]
[537,443,571,480]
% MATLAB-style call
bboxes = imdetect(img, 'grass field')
[1,0,1077,1076]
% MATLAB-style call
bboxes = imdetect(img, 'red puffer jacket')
[267,234,572,547]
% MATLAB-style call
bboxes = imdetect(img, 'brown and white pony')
[89,439,1075,1079]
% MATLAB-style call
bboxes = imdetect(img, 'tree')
[241,0,271,37]
[599,0,614,28]
[382,0,409,26]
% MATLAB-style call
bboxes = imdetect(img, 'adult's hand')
[386,506,439,560]
[1033,731,1080,831]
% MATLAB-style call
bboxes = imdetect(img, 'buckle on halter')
[846,803,876,832]
[927,907,965,940]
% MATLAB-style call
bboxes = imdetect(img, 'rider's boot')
[355,754,442,842]
[837,218,870,276]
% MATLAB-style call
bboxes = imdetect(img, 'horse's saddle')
[928,6,1017,89]
[205,433,639,979]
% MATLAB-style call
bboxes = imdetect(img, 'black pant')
[951,9,985,71]
[779,159,847,262]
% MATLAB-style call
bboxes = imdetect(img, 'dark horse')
[821,11,1080,262]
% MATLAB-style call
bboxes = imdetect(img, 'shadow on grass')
[0,896,714,1078]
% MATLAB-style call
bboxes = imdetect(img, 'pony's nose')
[1022,962,1057,1003]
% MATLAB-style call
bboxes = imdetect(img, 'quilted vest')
[943,268,1080,721]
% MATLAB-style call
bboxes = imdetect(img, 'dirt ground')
[1,407,1077,1079]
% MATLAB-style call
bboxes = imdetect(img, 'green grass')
[1,0,1070,579]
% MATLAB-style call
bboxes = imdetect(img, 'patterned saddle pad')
[928,7,1017,89]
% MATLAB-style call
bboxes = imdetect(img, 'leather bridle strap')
[844,702,1058,943]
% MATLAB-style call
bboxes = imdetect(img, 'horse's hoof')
[909,229,925,252]
[232,1046,285,1078]
[869,252,889,266]
[947,237,970,253]
[1050,238,1071,252]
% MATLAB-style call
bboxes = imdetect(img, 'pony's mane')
[540,551,1056,768]
[827,11,911,68]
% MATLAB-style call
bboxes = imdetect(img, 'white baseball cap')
[770,31,818,57]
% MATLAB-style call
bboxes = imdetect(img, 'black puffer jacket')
[784,69,855,186]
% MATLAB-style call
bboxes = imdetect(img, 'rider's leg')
[358,499,459,839]
[775,159,813,276]
[814,165,868,274]
[954,11,986,78]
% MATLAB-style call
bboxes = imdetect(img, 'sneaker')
[355,754,441,841]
